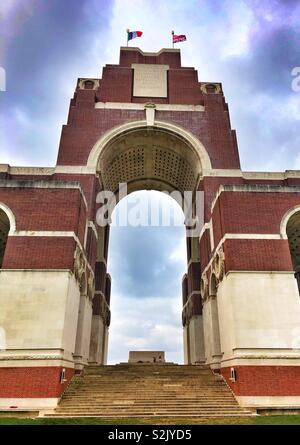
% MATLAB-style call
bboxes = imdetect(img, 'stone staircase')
[45,364,252,418]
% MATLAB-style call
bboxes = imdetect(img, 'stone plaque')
[132,64,169,98]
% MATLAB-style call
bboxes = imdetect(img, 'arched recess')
[0,204,15,268]
[0,203,16,234]
[282,207,300,293]
[87,120,212,182]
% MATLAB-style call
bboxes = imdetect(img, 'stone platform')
[128,351,165,363]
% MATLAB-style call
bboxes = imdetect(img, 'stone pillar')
[209,295,222,364]
[182,258,205,364]
[89,315,104,364]
[74,293,93,369]
[189,314,205,364]
[182,273,192,364]
[203,294,222,368]
[102,325,109,365]
[182,293,205,364]
[183,325,190,364]
[89,271,111,365]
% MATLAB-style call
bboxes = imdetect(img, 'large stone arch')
[90,121,207,365]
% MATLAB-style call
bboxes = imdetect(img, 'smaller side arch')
[280,205,300,239]
[0,203,16,234]
[281,206,300,294]
[0,204,14,268]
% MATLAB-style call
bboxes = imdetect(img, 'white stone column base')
[237,396,300,409]
[0,398,59,410]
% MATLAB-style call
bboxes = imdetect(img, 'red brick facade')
[222,366,300,396]
[0,367,74,399]
[3,236,76,270]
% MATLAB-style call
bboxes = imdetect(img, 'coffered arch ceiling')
[97,127,202,195]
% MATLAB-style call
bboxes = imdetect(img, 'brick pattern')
[218,192,300,238]
[0,367,74,398]
[95,260,107,293]
[199,229,211,273]
[187,261,201,295]
[222,366,300,396]
[99,66,133,103]
[3,236,76,270]
[224,238,293,272]
[0,187,85,234]
[119,48,182,68]
[168,69,202,105]
[182,274,188,306]
[85,227,97,271]
[53,174,96,220]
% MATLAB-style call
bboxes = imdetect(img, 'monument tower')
[0,47,300,411]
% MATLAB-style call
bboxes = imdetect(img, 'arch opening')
[91,124,206,365]
[106,190,187,364]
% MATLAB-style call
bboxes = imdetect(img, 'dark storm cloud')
[223,26,300,98]
[209,1,300,171]
[4,0,110,85]
[1,0,113,165]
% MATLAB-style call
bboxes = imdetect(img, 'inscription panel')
[132,64,169,98]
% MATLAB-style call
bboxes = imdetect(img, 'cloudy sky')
[1,0,299,363]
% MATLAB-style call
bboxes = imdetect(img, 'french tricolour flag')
[128,31,143,41]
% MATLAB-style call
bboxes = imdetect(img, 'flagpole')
[171,30,174,48]
[126,28,129,47]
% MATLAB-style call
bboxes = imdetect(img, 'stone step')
[54,403,239,409]
[66,389,227,392]
[46,364,250,419]
[53,409,248,414]
[66,382,226,386]
[64,394,234,402]
[47,412,251,418]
